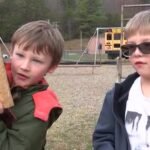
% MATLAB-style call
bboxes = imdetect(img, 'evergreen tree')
[75,0,106,37]
[0,0,51,41]
[61,0,77,39]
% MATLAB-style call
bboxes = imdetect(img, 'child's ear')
[48,65,57,73]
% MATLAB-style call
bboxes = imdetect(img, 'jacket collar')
[113,72,139,123]
[115,72,139,102]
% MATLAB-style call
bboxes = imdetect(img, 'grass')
[44,37,130,149]
[44,65,117,150]
[62,38,109,64]
[44,64,134,150]
[62,51,108,64]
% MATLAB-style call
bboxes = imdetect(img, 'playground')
[0,4,149,149]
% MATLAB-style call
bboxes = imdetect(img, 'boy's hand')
[0,102,4,114]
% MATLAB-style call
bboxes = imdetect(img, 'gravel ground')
[45,64,135,150]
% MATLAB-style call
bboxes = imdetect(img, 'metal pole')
[92,28,99,74]
[94,28,99,65]
[80,31,83,51]
[0,37,10,55]
[117,5,124,83]
[123,3,150,8]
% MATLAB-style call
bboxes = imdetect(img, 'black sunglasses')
[121,42,150,57]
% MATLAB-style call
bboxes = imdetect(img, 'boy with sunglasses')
[0,20,64,150]
[93,10,150,150]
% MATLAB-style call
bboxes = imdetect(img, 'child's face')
[10,44,54,88]
[128,33,150,79]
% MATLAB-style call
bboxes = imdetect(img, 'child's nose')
[133,47,142,56]
[20,60,30,70]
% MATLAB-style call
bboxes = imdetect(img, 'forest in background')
[0,0,149,41]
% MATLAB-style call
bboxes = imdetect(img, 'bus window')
[107,34,112,40]
[114,44,120,48]
[114,33,121,40]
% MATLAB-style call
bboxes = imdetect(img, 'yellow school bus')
[104,27,126,59]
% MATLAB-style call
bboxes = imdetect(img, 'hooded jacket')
[93,72,139,150]
[0,63,62,150]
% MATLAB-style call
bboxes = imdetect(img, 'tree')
[0,0,51,41]
[61,0,77,39]
[75,0,106,37]
[104,13,121,27]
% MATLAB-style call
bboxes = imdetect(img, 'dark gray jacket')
[93,72,139,150]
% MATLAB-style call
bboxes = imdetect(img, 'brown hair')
[11,20,64,68]
[125,10,150,38]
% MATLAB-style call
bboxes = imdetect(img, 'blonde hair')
[11,20,64,68]
[125,10,150,38]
